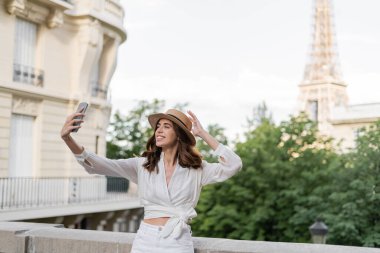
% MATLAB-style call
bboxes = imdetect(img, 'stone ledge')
[0,222,63,253]
[0,222,378,253]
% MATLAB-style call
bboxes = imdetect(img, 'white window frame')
[9,114,36,177]
[13,18,43,86]
[308,100,319,121]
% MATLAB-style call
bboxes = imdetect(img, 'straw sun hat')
[148,109,196,145]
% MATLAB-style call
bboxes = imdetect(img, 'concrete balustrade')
[0,222,378,253]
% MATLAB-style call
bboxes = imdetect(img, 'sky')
[110,0,380,139]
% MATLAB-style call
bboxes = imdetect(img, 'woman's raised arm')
[60,112,85,154]
[188,110,219,151]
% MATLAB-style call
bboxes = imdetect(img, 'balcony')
[0,177,140,222]
[0,222,378,253]
[104,0,124,22]
[13,64,44,87]
[65,0,126,41]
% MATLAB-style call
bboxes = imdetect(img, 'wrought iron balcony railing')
[0,176,136,211]
[13,64,44,87]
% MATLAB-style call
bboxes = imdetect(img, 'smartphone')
[71,102,88,132]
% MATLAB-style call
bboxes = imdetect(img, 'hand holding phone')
[71,102,88,132]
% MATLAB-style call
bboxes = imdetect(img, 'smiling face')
[155,118,178,149]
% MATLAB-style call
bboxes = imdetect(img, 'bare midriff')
[143,217,170,226]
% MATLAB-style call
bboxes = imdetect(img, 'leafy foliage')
[192,112,342,243]
[324,122,380,247]
[106,99,165,159]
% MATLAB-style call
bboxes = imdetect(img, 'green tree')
[273,113,340,242]
[192,111,341,243]
[106,99,165,159]
[192,113,280,239]
[325,121,380,246]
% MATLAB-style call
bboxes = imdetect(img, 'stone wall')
[0,222,379,253]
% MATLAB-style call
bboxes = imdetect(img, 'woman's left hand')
[188,110,205,137]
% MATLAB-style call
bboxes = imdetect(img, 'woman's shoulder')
[132,156,148,171]
[127,156,146,164]
[115,156,146,169]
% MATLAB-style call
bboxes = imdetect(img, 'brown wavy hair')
[142,121,202,173]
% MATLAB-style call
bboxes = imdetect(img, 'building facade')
[0,0,142,231]
[0,0,126,177]
[298,0,380,149]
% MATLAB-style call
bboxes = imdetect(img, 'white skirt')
[130,221,194,253]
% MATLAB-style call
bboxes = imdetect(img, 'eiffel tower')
[298,0,349,134]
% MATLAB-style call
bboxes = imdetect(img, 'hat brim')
[148,113,196,145]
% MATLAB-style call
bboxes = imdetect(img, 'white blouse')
[74,144,242,238]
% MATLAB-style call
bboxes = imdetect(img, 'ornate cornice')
[12,96,40,116]
[5,0,25,15]
[5,0,72,29]
[47,8,63,28]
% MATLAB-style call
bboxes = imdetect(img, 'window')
[90,55,108,98]
[13,18,44,86]
[95,135,99,154]
[9,114,35,177]
[308,100,318,121]
[90,36,116,99]
[90,59,102,97]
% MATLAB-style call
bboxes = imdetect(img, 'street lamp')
[309,219,328,244]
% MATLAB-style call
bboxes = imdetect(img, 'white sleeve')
[74,149,140,184]
[201,144,243,186]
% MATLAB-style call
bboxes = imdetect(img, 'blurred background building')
[298,0,380,149]
[0,0,141,230]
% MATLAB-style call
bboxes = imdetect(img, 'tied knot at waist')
[143,205,197,239]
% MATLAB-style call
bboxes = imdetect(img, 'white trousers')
[130,221,194,253]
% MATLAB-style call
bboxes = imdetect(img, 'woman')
[61,108,242,253]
